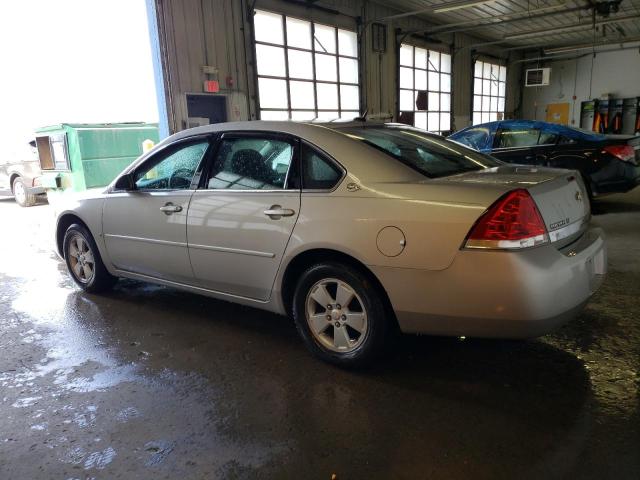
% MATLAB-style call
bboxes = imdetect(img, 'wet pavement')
[0,191,638,479]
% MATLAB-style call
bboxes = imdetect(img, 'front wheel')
[292,262,393,367]
[63,223,117,292]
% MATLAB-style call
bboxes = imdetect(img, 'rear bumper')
[591,159,640,195]
[371,227,606,338]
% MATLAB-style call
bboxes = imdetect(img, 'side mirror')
[114,173,135,191]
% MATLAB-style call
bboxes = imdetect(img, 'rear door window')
[538,130,558,145]
[206,136,295,190]
[494,126,540,148]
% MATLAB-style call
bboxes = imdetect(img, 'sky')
[0,0,159,159]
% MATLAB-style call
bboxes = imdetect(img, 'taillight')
[603,144,635,163]
[464,189,549,250]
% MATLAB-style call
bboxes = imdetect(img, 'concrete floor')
[0,191,638,480]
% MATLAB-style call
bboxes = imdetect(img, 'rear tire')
[12,177,36,207]
[292,262,392,368]
[63,223,117,293]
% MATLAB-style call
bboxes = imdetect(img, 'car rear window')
[337,126,501,178]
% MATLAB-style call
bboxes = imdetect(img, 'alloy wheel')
[67,233,96,284]
[305,278,368,353]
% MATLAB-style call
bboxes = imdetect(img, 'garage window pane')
[473,60,506,126]
[428,51,439,71]
[317,83,338,110]
[415,69,427,90]
[340,84,359,110]
[428,71,439,91]
[441,93,450,112]
[440,53,451,73]
[255,44,286,77]
[314,24,336,53]
[415,47,427,68]
[400,89,414,111]
[428,92,439,112]
[400,44,413,66]
[290,81,315,109]
[259,110,288,120]
[254,11,283,45]
[400,67,413,89]
[286,17,311,49]
[339,57,358,84]
[258,78,288,108]
[255,10,360,120]
[316,110,339,120]
[291,110,316,120]
[315,53,338,82]
[398,44,452,134]
[338,29,357,57]
[341,110,359,119]
[288,49,313,79]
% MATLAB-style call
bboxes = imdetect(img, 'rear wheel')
[12,177,36,207]
[63,223,117,292]
[292,262,392,367]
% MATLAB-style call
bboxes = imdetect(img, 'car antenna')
[355,109,368,122]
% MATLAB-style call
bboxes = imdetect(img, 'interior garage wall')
[152,0,522,134]
[521,46,640,125]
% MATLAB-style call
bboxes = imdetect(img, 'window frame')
[200,131,301,193]
[472,60,507,125]
[397,43,452,135]
[252,9,361,121]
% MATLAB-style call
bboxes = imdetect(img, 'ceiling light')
[433,0,494,14]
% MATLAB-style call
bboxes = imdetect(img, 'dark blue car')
[449,120,640,199]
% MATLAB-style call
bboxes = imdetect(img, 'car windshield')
[337,126,502,178]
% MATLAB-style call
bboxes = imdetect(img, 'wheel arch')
[9,173,21,192]
[56,213,92,258]
[280,248,397,326]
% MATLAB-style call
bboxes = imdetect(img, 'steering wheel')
[168,168,194,189]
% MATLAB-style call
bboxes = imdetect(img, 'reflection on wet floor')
[0,193,638,478]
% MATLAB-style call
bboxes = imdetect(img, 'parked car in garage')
[53,121,606,367]
[448,120,640,200]
[0,142,46,207]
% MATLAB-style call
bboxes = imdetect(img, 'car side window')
[558,135,576,145]
[451,127,490,150]
[135,141,209,190]
[538,130,558,145]
[207,137,294,190]
[495,126,540,148]
[301,144,343,190]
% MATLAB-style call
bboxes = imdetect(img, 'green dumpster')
[34,122,159,194]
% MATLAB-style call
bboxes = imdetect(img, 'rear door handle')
[264,205,295,219]
[160,202,183,215]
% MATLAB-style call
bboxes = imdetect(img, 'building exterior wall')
[152,0,522,135]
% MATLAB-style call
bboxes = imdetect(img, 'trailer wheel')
[12,177,36,207]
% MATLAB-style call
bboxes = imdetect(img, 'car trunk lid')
[441,165,590,248]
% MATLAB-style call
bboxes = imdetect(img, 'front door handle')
[264,205,295,219]
[160,202,183,215]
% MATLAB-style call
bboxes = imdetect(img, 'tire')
[292,262,393,368]
[12,177,36,207]
[63,223,117,293]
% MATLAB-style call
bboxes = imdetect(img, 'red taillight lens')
[465,189,549,250]
[603,144,635,163]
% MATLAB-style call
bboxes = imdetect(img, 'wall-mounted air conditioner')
[525,68,551,87]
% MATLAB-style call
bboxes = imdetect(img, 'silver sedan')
[53,121,606,366]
